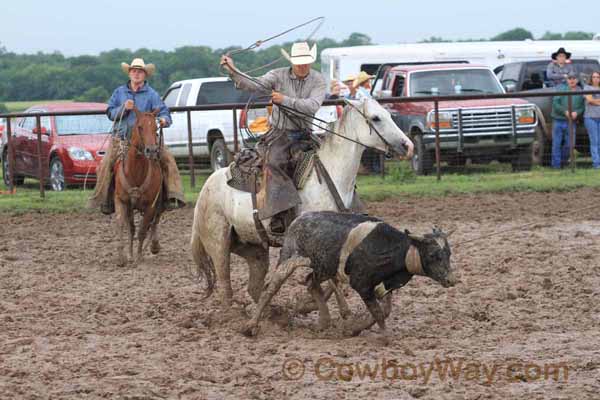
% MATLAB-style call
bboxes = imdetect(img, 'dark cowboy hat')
[551,47,571,60]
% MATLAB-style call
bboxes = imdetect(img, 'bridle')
[342,99,407,157]
[124,114,161,162]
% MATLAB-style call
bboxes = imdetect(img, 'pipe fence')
[1,89,599,198]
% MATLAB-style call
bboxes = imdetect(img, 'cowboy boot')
[101,175,115,215]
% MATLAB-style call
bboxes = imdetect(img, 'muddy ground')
[1,188,600,399]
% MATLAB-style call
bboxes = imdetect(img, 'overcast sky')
[2,0,599,55]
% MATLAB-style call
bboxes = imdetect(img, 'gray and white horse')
[190,98,414,308]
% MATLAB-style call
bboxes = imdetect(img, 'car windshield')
[55,114,113,135]
[410,69,504,96]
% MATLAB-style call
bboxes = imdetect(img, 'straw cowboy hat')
[281,42,317,65]
[121,58,156,77]
[352,71,374,88]
[551,47,571,60]
[342,74,357,83]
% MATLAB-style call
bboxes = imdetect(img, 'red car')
[1,102,113,190]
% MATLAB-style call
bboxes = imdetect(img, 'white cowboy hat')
[280,42,317,65]
[121,58,156,77]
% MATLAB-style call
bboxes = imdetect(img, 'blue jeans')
[551,119,575,168]
[584,117,600,168]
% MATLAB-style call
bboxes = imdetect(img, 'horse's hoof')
[116,256,128,268]
[317,320,331,332]
[150,241,161,255]
[241,322,259,337]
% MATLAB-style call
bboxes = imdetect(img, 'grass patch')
[3,100,72,113]
[357,161,600,201]
[1,162,599,214]
[0,171,207,214]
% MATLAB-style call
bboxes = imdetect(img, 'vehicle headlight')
[516,108,535,124]
[68,147,94,161]
[427,111,453,129]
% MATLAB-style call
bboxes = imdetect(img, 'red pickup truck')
[374,64,538,174]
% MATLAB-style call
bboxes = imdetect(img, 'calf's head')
[407,227,457,288]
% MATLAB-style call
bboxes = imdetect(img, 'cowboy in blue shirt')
[89,58,185,214]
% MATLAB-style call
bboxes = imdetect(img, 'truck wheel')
[511,145,533,172]
[531,127,548,166]
[210,139,232,171]
[410,134,434,175]
[2,150,24,186]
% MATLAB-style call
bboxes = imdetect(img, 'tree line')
[0,28,596,103]
[0,33,372,103]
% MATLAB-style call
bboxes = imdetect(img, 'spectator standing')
[546,47,575,87]
[550,71,585,168]
[583,70,600,169]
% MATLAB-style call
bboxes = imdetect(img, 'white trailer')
[320,38,600,86]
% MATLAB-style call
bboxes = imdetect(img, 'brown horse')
[114,107,164,266]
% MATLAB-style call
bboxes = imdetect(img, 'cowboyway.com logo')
[281,356,569,384]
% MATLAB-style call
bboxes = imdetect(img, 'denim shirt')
[107,81,172,137]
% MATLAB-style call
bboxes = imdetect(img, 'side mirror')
[502,82,517,93]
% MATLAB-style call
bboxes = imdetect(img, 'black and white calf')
[242,211,457,337]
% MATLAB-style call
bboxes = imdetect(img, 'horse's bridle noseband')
[343,99,407,158]
[128,119,161,161]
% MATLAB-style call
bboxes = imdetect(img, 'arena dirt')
[1,188,599,399]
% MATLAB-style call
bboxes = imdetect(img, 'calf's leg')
[241,256,310,337]
[330,277,351,320]
[345,291,393,337]
[308,281,332,331]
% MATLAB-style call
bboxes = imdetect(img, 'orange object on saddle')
[249,117,270,134]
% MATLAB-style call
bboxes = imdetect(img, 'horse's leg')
[128,206,135,261]
[149,211,161,255]
[241,256,309,337]
[136,209,155,264]
[201,218,233,307]
[232,243,269,304]
[114,200,128,267]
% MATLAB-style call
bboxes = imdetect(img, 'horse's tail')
[190,217,216,299]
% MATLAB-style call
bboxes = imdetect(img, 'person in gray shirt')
[584,70,600,168]
[221,42,326,234]
[546,47,576,87]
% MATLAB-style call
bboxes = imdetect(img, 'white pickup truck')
[161,77,267,170]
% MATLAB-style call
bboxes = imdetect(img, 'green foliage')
[0,27,596,104]
[0,102,8,113]
[75,86,110,102]
[563,31,594,40]
[420,36,452,43]
[491,28,534,41]
[387,162,416,183]
[0,34,374,102]
[540,31,564,40]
